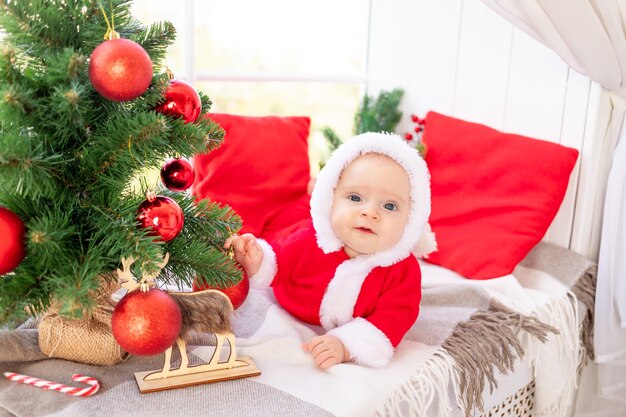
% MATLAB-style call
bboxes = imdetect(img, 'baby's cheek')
[329,206,343,232]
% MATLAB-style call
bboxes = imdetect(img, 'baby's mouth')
[355,226,375,234]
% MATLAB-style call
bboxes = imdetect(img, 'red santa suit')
[251,132,435,368]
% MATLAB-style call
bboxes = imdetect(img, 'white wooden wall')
[367,0,614,261]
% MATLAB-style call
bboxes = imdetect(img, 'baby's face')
[331,153,410,258]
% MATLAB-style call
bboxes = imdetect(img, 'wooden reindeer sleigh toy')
[113,254,260,393]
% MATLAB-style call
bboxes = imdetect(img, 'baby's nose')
[360,206,380,220]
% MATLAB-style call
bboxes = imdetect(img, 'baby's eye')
[348,194,362,202]
[383,202,398,211]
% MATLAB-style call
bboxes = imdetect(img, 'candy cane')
[3,372,100,397]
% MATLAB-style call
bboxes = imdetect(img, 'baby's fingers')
[245,238,262,254]
[223,234,238,249]
[232,236,248,254]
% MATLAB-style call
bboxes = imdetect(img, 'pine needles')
[0,0,242,325]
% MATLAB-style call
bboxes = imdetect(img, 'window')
[132,0,371,169]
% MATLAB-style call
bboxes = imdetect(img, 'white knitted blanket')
[0,242,595,417]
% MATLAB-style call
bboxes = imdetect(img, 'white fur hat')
[310,132,436,266]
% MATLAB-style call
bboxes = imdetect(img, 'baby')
[226,132,434,369]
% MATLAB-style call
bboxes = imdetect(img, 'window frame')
[178,0,372,92]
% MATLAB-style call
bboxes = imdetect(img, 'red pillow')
[422,111,579,279]
[192,114,311,242]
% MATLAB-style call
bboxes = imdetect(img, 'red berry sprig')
[404,114,427,157]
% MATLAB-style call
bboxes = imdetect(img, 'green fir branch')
[26,210,80,271]
[132,73,171,110]
[80,112,170,189]
[44,49,89,84]
[0,135,66,199]
[0,0,109,52]
[0,272,47,327]
[354,88,404,134]
[133,21,176,70]
[321,126,342,152]
[0,0,238,326]
[163,242,242,290]
[150,191,242,288]
[178,196,242,246]
[35,82,94,147]
[0,45,25,85]
[198,91,214,115]
[78,0,135,51]
[0,84,35,116]
[167,116,224,156]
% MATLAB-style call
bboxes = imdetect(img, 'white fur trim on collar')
[327,317,394,368]
[310,132,431,267]
[319,257,375,330]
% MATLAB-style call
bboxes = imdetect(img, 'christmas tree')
[0,0,242,327]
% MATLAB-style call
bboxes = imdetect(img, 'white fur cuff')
[249,239,277,289]
[327,317,394,368]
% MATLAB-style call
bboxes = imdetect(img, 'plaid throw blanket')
[0,242,596,417]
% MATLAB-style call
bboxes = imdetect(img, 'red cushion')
[422,111,579,279]
[192,114,311,242]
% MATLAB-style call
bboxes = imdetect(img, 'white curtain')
[480,0,626,415]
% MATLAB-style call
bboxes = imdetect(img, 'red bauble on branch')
[155,79,202,123]
[192,273,250,310]
[111,288,182,356]
[0,207,26,275]
[161,157,195,192]
[89,38,153,102]
[137,193,184,242]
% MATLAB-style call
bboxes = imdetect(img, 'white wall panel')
[368,0,604,259]
[452,0,513,128]
[403,0,463,125]
[546,70,591,247]
[367,0,413,95]
[503,28,568,141]
[501,26,573,247]
[369,0,463,135]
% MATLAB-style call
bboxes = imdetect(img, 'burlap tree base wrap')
[37,278,128,366]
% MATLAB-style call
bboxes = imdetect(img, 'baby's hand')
[224,233,263,276]
[302,335,351,370]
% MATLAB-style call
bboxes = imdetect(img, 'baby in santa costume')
[226,132,435,369]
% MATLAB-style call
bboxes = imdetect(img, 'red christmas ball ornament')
[0,207,26,275]
[89,38,153,102]
[111,288,182,356]
[160,157,195,192]
[193,274,250,310]
[155,79,202,123]
[137,193,184,242]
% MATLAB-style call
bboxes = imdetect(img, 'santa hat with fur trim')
[311,132,436,263]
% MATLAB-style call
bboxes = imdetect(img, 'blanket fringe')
[443,299,558,417]
[529,292,580,417]
[375,349,456,417]
[378,294,574,417]
[571,266,597,364]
